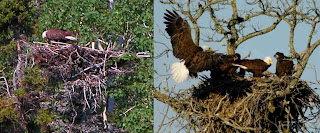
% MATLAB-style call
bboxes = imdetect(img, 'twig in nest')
[69,62,104,81]
[108,67,125,74]
[50,41,72,45]
[97,39,108,45]
[136,51,151,58]
[33,41,71,46]
[68,90,77,125]
[33,41,50,46]
[109,52,123,57]
[119,106,136,116]
[83,86,91,109]
[215,94,228,114]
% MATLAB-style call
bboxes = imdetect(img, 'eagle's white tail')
[171,61,189,83]
[65,36,77,41]
[232,63,248,69]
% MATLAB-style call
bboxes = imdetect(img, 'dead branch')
[0,68,11,97]
[241,51,251,59]
[119,106,136,116]
[69,62,105,81]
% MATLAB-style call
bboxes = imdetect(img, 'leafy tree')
[0,0,35,44]
[0,0,153,132]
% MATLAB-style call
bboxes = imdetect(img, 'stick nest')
[19,41,136,132]
[155,76,320,132]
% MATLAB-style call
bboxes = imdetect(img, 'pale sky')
[154,1,320,132]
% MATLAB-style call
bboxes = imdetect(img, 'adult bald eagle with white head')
[164,10,239,83]
[232,56,273,77]
[42,28,77,42]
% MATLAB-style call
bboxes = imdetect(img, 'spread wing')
[186,52,223,72]
[164,10,202,60]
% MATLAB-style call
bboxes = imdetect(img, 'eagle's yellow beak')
[209,48,213,52]
[270,61,273,65]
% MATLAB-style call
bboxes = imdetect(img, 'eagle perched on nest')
[164,10,239,83]
[42,28,77,42]
[232,56,273,77]
[274,52,294,77]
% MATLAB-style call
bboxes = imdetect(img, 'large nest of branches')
[30,42,131,81]
[14,41,140,132]
[155,76,320,132]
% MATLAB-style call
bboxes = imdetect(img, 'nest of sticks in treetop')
[155,76,320,132]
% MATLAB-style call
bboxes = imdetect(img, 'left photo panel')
[0,0,153,132]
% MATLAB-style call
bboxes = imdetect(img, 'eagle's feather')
[164,10,239,83]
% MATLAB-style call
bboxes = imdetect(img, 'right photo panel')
[154,0,320,132]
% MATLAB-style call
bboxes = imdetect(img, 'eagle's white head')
[200,45,213,52]
[42,31,47,39]
[264,56,273,65]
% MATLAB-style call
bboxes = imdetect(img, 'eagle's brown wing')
[236,59,266,70]
[276,60,294,76]
[47,29,68,41]
[164,10,202,60]
[235,59,269,77]
[62,29,74,36]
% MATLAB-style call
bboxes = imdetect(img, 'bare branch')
[0,68,11,97]
[235,16,282,46]
[241,51,251,60]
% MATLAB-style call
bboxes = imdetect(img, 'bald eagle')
[232,56,273,77]
[274,52,294,77]
[209,53,241,79]
[164,10,239,83]
[225,53,241,77]
[42,28,77,42]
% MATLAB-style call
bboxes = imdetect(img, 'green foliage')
[0,0,36,44]
[103,0,153,132]
[0,42,17,70]
[22,66,46,91]
[36,0,153,51]
[35,109,54,125]
[0,42,18,89]
[108,58,153,132]
[109,1,154,52]
[35,109,55,132]
[13,89,27,97]
[37,0,113,43]
[0,98,19,122]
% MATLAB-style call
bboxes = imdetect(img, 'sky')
[154,0,320,132]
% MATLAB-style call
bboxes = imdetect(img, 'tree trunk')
[227,44,236,55]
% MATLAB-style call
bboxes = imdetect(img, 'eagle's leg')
[189,72,197,78]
